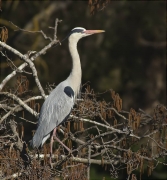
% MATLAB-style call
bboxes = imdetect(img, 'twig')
[99,113,110,126]
[10,21,53,42]
[0,51,22,72]
[76,131,115,152]
[54,18,62,41]
[144,135,167,151]
[0,93,41,123]
[110,107,128,120]
[87,145,91,180]
[19,117,37,124]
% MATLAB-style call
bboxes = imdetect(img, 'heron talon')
[50,162,53,169]
[49,157,54,168]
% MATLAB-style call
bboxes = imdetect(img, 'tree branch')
[0,18,61,92]
[0,92,40,123]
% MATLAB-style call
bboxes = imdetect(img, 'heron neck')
[68,39,82,97]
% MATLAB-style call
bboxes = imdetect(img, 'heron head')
[68,27,105,42]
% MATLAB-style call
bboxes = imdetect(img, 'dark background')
[0,1,166,179]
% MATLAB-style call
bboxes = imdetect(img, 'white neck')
[67,37,82,97]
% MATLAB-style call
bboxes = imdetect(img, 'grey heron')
[32,27,105,162]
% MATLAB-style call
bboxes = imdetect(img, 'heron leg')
[50,128,71,166]
[53,128,71,152]
[49,128,56,165]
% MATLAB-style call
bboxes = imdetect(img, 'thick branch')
[34,153,112,165]
[70,115,140,139]
[0,41,46,98]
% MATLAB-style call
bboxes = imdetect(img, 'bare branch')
[70,114,140,139]
[10,21,53,42]
[0,18,61,92]
[0,92,40,123]
[0,41,46,98]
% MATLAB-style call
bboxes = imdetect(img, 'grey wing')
[32,83,74,148]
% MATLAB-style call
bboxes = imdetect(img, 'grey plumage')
[32,81,74,148]
[31,27,105,150]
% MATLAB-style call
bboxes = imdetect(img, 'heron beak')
[84,30,105,34]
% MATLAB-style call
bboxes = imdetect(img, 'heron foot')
[50,162,53,169]
[49,155,53,168]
